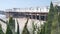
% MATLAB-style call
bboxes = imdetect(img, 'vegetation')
[17,21,20,34]
[58,12,60,34]
[51,5,58,34]
[0,24,4,34]
[6,24,13,34]
[8,17,15,34]
[40,23,46,34]
[0,2,60,34]
[22,18,30,34]
[40,2,60,34]
[32,21,37,34]
[45,2,54,34]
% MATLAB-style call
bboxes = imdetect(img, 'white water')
[0,15,45,34]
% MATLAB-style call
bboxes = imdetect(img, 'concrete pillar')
[24,14,26,18]
[39,15,41,21]
[39,14,42,27]
[31,15,33,19]
[35,14,37,19]
[44,15,46,21]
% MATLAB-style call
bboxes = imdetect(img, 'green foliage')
[17,21,20,34]
[58,13,60,34]
[51,6,58,34]
[6,17,14,34]
[0,24,4,34]
[22,19,30,34]
[37,27,41,34]
[32,21,41,34]
[47,2,54,21]
[40,23,46,34]
[37,26,41,34]
[9,17,15,34]
[9,17,15,29]
[45,2,54,34]
[32,21,36,34]
[1,2,60,34]
[58,13,60,26]
[6,25,13,34]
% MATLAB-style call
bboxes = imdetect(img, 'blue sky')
[0,0,55,10]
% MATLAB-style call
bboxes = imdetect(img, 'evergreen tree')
[58,12,60,34]
[6,25,13,34]
[40,23,46,34]
[0,24,4,34]
[51,6,58,34]
[37,27,41,34]
[9,17,15,34]
[32,21,37,34]
[17,21,20,34]
[32,21,41,34]
[45,2,54,34]
[22,19,30,34]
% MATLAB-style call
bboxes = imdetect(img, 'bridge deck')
[6,12,48,21]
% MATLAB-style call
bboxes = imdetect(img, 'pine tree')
[39,22,47,34]
[58,12,60,34]
[0,24,4,34]
[45,2,54,34]
[37,27,41,34]
[17,21,20,34]
[22,19,30,34]
[9,17,15,34]
[32,21,36,34]
[6,25,13,34]
[51,6,58,34]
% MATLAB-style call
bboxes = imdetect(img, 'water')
[0,14,6,21]
[0,14,45,34]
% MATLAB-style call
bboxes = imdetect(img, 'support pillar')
[35,14,37,20]
[39,15,41,21]
[31,15,33,19]
[44,15,46,21]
